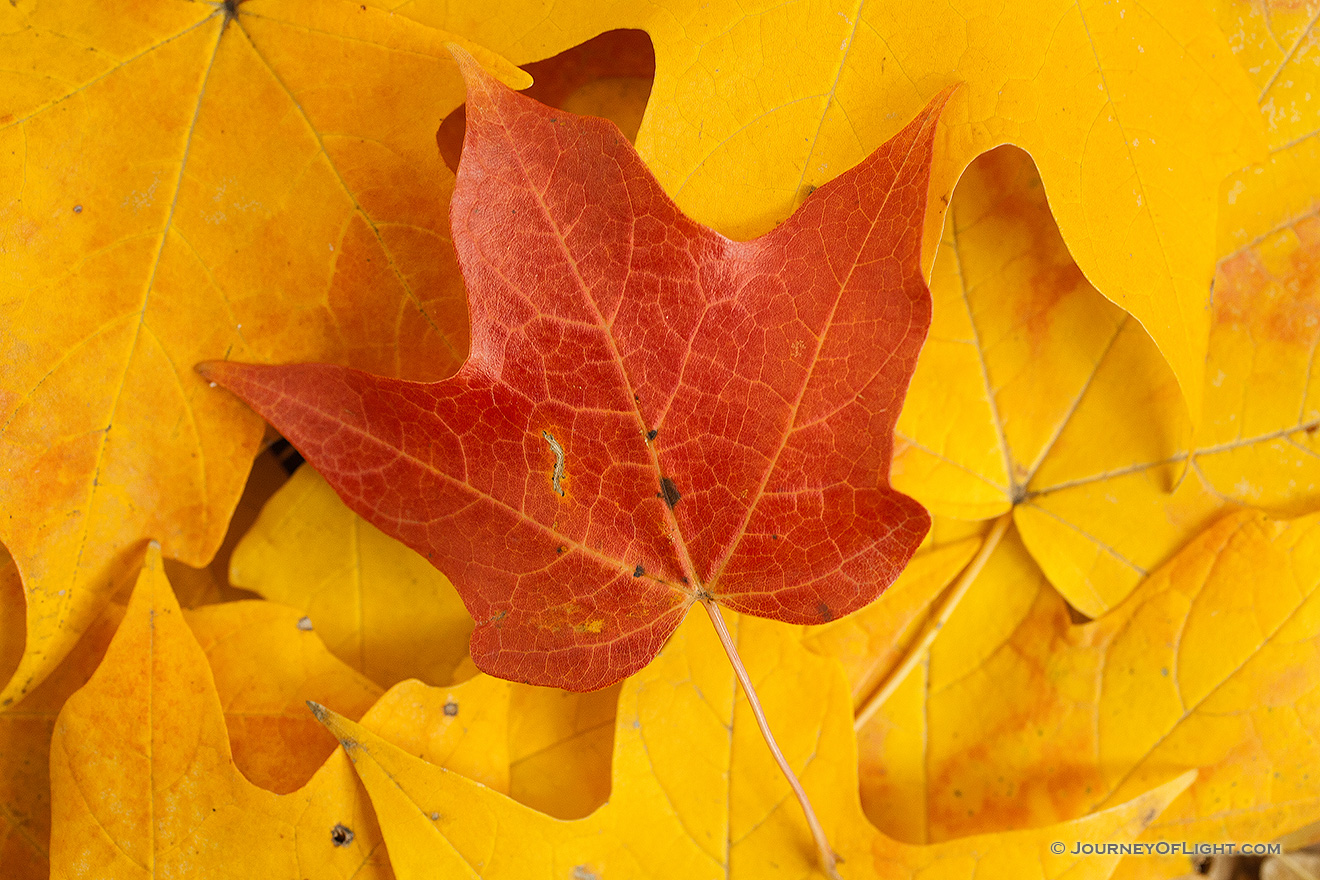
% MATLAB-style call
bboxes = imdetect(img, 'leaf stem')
[853,512,1012,732]
[700,597,843,879]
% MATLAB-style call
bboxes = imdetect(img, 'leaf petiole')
[700,597,843,879]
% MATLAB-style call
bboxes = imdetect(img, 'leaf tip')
[194,360,228,390]
[445,42,487,90]
[307,700,361,753]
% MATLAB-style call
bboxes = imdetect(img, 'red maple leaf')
[201,51,943,692]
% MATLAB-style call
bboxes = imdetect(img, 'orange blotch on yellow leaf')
[853,511,1320,872]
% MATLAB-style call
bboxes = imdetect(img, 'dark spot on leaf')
[817,601,833,622]
[1308,423,1318,434]
[679,576,689,585]
[430,811,440,821]
[296,616,313,631]
[633,564,645,577]
[556,545,565,554]
[443,701,458,717]
[660,477,681,509]
[771,534,779,540]
[72,204,82,214]
[331,823,354,846]
[646,429,657,441]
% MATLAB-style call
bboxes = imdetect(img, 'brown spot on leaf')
[660,477,681,509]
[331,823,354,846]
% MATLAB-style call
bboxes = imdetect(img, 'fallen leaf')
[314,609,1193,879]
[186,599,384,794]
[48,543,392,879]
[229,465,475,688]
[202,49,940,689]
[851,510,1320,872]
[0,0,529,705]
[893,146,1320,616]
[396,0,1266,425]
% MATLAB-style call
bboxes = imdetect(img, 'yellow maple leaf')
[361,676,513,796]
[893,146,1320,617]
[841,510,1320,878]
[803,537,981,708]
[314,609,1192,879]
[229,465,475,687]
[44,541,522,878]
[0,0,529,707]
[393,0,1266,427]
[47,544,392,878]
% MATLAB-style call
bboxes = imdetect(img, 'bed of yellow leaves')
[2,1,1319,878]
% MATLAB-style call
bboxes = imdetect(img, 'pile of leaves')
[3,1,1320,878]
